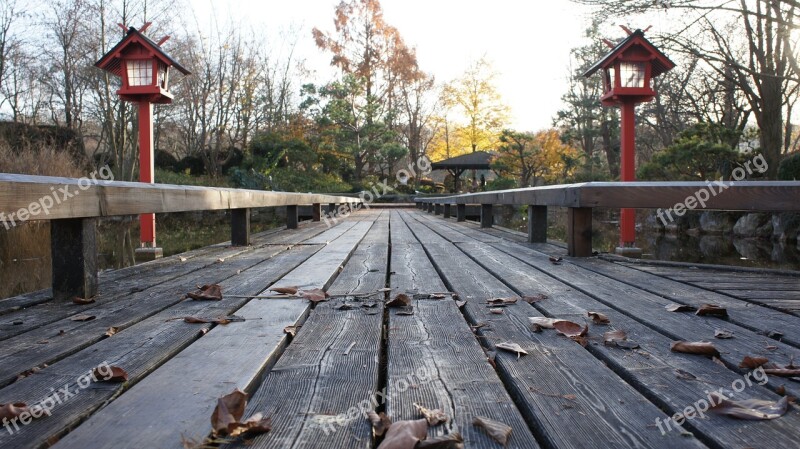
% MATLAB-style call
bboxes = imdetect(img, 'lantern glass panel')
[605,68,615,91]
[158,64,169,89]
[620,62,646,88]
[126,60,153,87]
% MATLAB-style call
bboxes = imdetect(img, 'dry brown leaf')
[529,317,558,329]
[377,419,428,449]
[70,314,95,322]
[665,303,695,312]
[270,286,298,295]
[396,306,415,315]
[473,416,512,445]
[496,341,528,358]
[777,385,787,395]
[93,366,128,382]
[0,403,29,421]
[211,389,248,437]
[739,356,769,369]
[455,300,467,308]
[522,294,548,303]
[489,308,504,314]
[414,403,449,426]
[570,336,589,347]
[709,393,789,420]
[588,312,610,324]
[696,304,728,317]
[237,413,272,436]
[300,288,329,303]
[180,316,232,325]
[549,256,563,265]
[603,329,627,345]
[187,284,223,301]
[487,297,517,305]
[763,368,800,378]
[367,411,392,437]
[72,297,95,305]
[284,325,300,337]
[429,293,446,299]
[387,293,412,308]
[553,320,588,338]
[416,432,464,449]
[105,327,118,337]
[670,341,720,357]
[714,329,734,339]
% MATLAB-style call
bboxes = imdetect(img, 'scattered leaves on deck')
[529,317,558,329]
[455,300,467,308]
[299,288,329,303]
[696,304,728,317]
[487,297,517,305]
[210,389,272,438]
[709,393,789,420]
[522,294,548,303]
[387,293,411,308]
[105,327,118,337]
[176,316,236,325]
[396,306,415,315]
[588,311,610,324]
[188,284,223,301]
[283,325,300,337]
[714,329,734,339]
[270,286,298,295]
[763,368,800,378]
[496,341,528,358]
[416,432,464,448]
[367,411,392,437]
[377,419,428,449]
[473,416,512,445]
[603,329,640,349]
[93,366,128,382]
[553,320,588,338]
[72,297,95,305]
[739,356,769,369]
[71,314,96,322]
[665,303,695,312]
[670,341,720,357]
[489,308,504,314]
[0,403,30,422]
[549,256,563,265]
[413,403,449,426]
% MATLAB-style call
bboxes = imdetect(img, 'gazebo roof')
[430,151,493,170]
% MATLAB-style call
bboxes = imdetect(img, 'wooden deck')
[1,208,798,449]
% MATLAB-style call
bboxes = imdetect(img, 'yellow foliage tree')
[492,129,582,186]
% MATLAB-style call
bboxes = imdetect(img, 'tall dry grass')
[0,140,85,177]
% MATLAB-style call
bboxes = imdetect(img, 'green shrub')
[778,153,800,180]
[486,177,517,191]
[154,168,232,187]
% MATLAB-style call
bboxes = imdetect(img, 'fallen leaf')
[665,303,695,312]
[522,294,548,303]
[739,356,769,369]
[72,297,95,305]
[762,368,800,378]
[335,303,354,310]
[603,329,627,345]
[180,316,233,325]
[553,320,588,338]
[714,329,734,339]
[367,411,392,437]
[455,300,466,308]
[238,413,272,436]
[377,419,428,449]
[387,293,411,308]
[670,341,720,357]
[414,403,449,426]
[178,256,187,262]
[105,327,118,337]
[570,336,588,347]
[429,293,446,299]
[270,286,298,295]
[487,297,517,305]
[588,312,610,324]
[71,314,95,322]
[473,416,512,445]
[0,403,29,421]
[283,325,300,337]
[549,256,563,265]
[300,288,329,303]
[529,317,559,329]
[187,284,223,301]
[696,304,728,317]
[396,306,415,316]
[496,341,528,358]
[93,366,128,382]
[777,385,786,395]
[211,389,248,437]
[489,308,504,314]
[709,393,789,420]
[417,432,464,449]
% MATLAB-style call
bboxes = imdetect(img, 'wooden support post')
[434,204,442,215]
[51,218,98,300]
[231,208,250,246]
[427,203,433,213]
[286,205,298,229]
[568,207,593,257]
[443,204,451,219]
[527,205,547,243]
[480,204,493,228]
[312,203,322,222]
[457,204,466,222]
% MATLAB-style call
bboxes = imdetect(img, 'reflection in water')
[493,205,800,271]
[0,209,280,299]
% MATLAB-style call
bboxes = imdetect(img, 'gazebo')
[430,151,493,192]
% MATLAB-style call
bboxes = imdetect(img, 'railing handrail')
[414,180,800,211]
[0,173,361,220]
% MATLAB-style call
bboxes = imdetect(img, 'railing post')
[480,204,493,228]
[231,208,250,246]
[443,204,451,219]
[286,205,298,229]
[51,218,98,300]
[312,203,321,222]
[427,203,433,213]
[457,204,466,222]
[568,207,593,257]
[527,205,547,243]
[434,204,442,215]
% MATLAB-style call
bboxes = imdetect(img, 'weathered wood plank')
[400,211,705,449]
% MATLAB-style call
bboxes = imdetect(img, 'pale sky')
[190,0,635,131]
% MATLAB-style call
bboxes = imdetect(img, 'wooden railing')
[415,181,800,257]
[0,173,362,300]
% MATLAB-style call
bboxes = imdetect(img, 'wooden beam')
[434,203,442,215]
[51,218,98,300]
[231,208,250,246]
[480,204,493,228]
[311,203,321,222]
[286,205,298,229]
[457,203,466,222]
[443,203,451,218]
[527,205,547,243]
[568,207,592,257]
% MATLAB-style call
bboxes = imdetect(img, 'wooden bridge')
[1,174,800,449]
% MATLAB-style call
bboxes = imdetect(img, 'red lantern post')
[95,24,190,261]
[584,27,675,257]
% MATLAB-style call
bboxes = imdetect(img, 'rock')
[772,213,800,242]
[699,211,737,235]
[733,213,773,238]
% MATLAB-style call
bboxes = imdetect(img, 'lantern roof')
[95,26,190,77]
[583,29,675,79]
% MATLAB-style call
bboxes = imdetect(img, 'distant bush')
[486,177,517,191]
[0,140,84,177]
[154,168,232,187]
[155,149,179,171]
[778,153,800,180]
[0,121,86,167]
[175,155,206,175]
